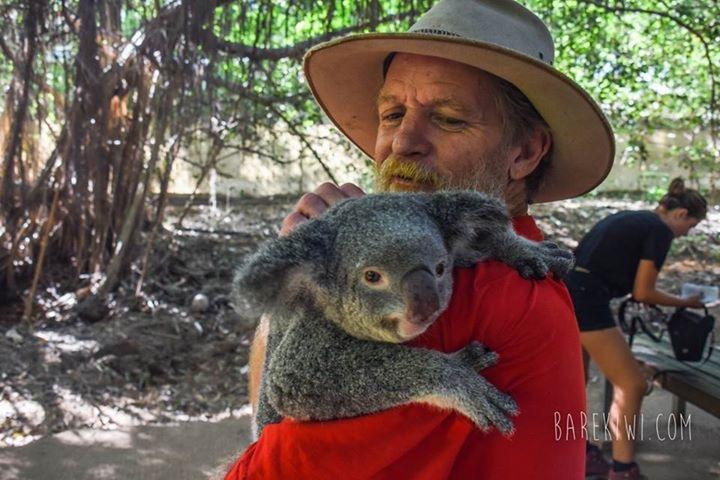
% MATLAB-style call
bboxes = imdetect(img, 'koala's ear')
[233,219,334,313]
[424,191,512,258]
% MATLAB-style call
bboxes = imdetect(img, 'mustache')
[374,156,442,191]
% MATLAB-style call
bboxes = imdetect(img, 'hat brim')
[303,33,615,203]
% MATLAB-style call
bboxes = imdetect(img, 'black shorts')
[565,270,617,332]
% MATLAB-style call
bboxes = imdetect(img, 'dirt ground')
[1,194,718,449]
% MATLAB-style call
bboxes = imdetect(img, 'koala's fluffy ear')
[424,191,512,260]
[233,219,334,314]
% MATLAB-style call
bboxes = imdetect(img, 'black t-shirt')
[574,210,674,296]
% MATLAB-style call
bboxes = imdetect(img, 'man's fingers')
[280,211,310,237]
[314,182,350,206]
[295,192,330,218]
[339,183,365,198]
[280,183,365,237]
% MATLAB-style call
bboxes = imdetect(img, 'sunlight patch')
[34,331,100,354]
[56,429,132,449]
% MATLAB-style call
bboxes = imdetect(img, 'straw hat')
[303,0,615,203]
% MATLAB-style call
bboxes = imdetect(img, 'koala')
[235,191,574,439]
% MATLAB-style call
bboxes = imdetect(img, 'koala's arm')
[423,191,574,278]
[265,313,517,435]
[484,229,575,279]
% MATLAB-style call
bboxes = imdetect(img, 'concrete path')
[1,375,719,479]
[0,417,252,480]
[585,368,720,480]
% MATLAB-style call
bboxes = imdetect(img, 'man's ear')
[508,127,552,180]
[233,219,333,314]
[424,191,511,259]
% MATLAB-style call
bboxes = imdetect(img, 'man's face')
[374,53,511,196]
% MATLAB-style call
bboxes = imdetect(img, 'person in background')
[566,177,707,480]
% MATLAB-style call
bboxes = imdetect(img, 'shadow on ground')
[0,416,252,480]
[2,376,720,479]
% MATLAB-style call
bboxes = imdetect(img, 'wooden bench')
[603,334,720,418]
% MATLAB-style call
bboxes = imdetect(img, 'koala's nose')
[401,268,440,324]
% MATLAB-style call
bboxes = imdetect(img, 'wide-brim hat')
[303,0,615,203]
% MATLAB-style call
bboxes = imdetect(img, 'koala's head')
[235,191,509,343]
[319,196,454,342]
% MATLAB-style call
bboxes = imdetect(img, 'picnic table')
[603,333,720,418]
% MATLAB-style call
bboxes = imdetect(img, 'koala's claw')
[451,341,519,436]
[454,341,499,371]
[468,380,518,435]
[512,241,574,280]
[473,351,499,371]
[450,342,497,371]
[517,256,549,279]
[486,390,519,434]
[540,241,574,277]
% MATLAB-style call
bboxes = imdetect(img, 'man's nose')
[391,111,431,158]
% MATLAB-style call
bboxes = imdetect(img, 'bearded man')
[225,0,615,478]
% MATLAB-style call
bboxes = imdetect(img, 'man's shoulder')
[413,260,575,351]
[455,260,576,337]
[457,259,571,298]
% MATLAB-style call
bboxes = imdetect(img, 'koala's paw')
[462,376,519,436]
[452,341,499,371]
[513,240,574,280]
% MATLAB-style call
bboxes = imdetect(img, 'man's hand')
[280,182,365,236]
[249,314,269,415]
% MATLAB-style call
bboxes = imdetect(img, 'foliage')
[0,0,718,317]
[527,0,719,186]
[0,0,435,316]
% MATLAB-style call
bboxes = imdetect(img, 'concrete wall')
[168,124,717,197]
[169,125,371,198]
[600,129,715,192]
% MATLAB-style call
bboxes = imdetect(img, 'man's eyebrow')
[431,98,470,113]
[375,93,470,113]
[376,92,397,108]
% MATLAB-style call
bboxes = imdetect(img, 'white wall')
[169,125,717,197]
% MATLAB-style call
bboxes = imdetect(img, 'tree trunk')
[99,74,179,296]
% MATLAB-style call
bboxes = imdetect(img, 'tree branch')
[207,11,415,60]
[578,0,718,141]
[266,102,338,184]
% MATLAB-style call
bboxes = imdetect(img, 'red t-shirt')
[226,216,585,480]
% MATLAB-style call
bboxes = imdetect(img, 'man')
[226,0,615,478]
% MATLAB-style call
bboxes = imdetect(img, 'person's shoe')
[608,464,647,480]
[586,444,611,478]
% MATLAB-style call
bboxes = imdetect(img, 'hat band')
[382,29,464,77]
[411,28,462,37]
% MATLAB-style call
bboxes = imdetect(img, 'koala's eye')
[364,270,383,284]
[435,262,445,276]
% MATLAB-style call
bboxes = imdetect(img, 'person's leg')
[580,327,647,464]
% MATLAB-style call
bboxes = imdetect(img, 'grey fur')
[234,191,574,438]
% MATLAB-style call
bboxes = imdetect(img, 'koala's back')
[325,194,439,235]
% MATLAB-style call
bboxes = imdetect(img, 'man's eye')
[433,114,467,129]
[380,111,403,123]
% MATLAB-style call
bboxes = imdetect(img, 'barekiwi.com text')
[554,411,692,442]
